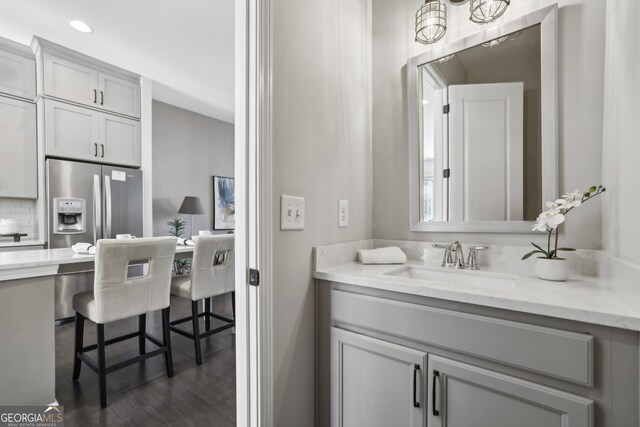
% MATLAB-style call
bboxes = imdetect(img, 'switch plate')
[280,195,305,230]
[338,199,349,228]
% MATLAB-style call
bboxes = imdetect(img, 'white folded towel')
[177,238,195,247]
[358,246,407,265]
[71,242,96,255]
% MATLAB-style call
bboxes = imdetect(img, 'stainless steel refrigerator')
[46,159,143,321]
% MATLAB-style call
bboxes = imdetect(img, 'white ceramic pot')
[535,258,570,282]
[0,219,19,235]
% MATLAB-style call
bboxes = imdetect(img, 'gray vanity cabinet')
[427,355,593,427]
[317,282,639,427]
[44,99,141,167]
[331,328,425,427]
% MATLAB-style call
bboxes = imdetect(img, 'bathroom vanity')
[314,241,640,427]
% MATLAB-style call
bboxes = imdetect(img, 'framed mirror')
[407,6,557,233]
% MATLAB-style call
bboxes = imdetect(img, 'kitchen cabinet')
[43,52,98,107]
[331,328,425,427]
[35,38,141,118]
[0,96,37,198]
[427,355,592,427]
[100,113,141,167]
[44,99,141,167]
[0,48,36,100]
[98,72,140,118]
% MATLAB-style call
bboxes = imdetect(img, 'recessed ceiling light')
[69,20,92,34]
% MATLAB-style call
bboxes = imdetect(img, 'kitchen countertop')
[0,245,195,281]
[0,239,45,248]
[314,260,640,332]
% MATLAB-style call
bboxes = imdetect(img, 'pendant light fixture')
[415,0,447,45]
[469,0,510,24]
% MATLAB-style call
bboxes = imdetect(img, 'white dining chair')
[169,234,234,365]
[71,236,177,408]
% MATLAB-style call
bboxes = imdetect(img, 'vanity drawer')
[331,290,593,386]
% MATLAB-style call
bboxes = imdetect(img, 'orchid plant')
[522,185,606,260]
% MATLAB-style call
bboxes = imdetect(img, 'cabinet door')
[332,328,425,427]
[100,113,141,167]
[0,51,36,100]
[0,97,36,198]
[43,53,99,107]
[428,355,593,427]
[98,72,140,118]
[45,100,100,162]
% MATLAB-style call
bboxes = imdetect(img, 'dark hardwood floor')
[55,294,236,426]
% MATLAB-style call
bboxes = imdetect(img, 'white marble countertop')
[0,245,195,281]
[314,260,640,331]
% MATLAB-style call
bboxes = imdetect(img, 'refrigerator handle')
[93,174,102,242]
[105,175,112,238]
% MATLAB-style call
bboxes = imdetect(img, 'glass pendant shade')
[470,0,510,24]
[415,0,447,45]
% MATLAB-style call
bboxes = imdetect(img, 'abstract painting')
[213,176,235,230]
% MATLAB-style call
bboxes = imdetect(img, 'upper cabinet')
[0,46,36,100]
[34,38,141,119]
[0,37,37,199]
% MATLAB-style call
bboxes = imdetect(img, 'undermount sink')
[384,266,516,291]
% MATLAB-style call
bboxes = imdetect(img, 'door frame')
[235,0,273,425]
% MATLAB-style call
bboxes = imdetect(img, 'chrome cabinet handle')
[413,364,421,408]
[432,370,440,416]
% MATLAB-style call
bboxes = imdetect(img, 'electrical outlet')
[280,195,305,230]
[338,199,349,227]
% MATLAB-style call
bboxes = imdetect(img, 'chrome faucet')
[432,242,490,270]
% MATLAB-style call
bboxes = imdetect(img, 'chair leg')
[231,292,236,321]
[161,307,174,377]
[191,300,202,365]
[138,314,146,355]
[204,298,211,331]
[72,312,85,381]
[97,323,107,409]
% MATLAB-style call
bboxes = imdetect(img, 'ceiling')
[0,0,235,123]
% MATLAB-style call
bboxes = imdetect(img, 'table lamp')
[178,196,205,238]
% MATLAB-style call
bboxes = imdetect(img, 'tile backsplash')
[0,199,36,237]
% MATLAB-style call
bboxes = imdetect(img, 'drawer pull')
[433,370,440,416]
[413,364,420,408]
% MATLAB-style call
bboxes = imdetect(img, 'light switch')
[280,195,305,230]
[338,199,349,228]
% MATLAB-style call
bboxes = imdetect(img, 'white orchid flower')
[560,190,583,208]
[534,208,565,231]
[545,201,562,214]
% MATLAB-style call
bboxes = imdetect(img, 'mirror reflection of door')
[449,82,524,221]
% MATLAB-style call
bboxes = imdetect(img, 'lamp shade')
[178,196,205,215]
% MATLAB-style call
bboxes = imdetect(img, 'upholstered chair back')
[190,235,235,301]
[93,237,177,324]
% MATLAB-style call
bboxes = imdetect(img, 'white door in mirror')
[280,195,305,230]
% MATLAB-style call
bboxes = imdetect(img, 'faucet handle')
[466,246,491,270]
[432,243,455,267]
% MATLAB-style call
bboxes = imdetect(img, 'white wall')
[602,0,640,264]
[372,0,606,248]
[270,0,373,424]
[152,101,234,237]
